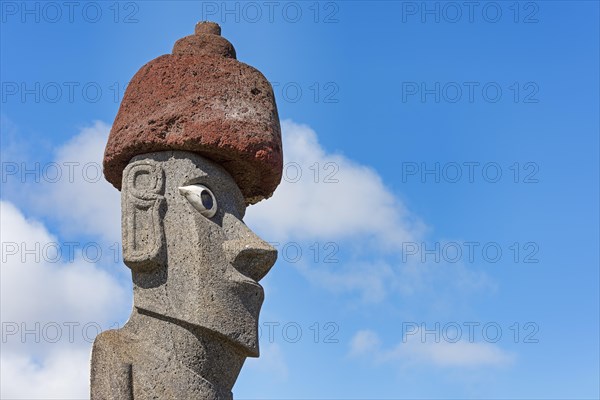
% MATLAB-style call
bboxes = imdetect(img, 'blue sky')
[1,1,599,399]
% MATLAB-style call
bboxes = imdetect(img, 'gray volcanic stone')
[91,151,277,399]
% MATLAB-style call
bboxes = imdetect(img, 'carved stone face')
[121,151,276,356]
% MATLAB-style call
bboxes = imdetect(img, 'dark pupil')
[200,191,213,210]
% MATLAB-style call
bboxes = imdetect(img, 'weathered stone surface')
[103,22,282,204]
[91,151,277,399]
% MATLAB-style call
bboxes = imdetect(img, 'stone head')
[120,150,276,356]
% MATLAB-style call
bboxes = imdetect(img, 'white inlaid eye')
[178,184,218,218]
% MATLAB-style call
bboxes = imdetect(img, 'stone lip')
[103,22,282,204]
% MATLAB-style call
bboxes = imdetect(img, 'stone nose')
[222,216,277,283]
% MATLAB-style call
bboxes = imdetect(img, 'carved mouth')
[235,272,265,297]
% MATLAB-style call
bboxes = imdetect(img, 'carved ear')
[121,161,166,271]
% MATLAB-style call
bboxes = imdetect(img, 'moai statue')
[91,22,283,399]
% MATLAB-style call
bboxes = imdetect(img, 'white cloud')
[33,121,121,242]
[391,326,516,367]
[0,200,128,325]
[296,260,396,303]
[246,120,426,249]
[0,200,129,399]
[349,329,381,357]
[399,337,515,368]
[1,349,91,399]
[348,329,515,369]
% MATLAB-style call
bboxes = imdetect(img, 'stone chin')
[182,277,264,357]
[133,278,264,357]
